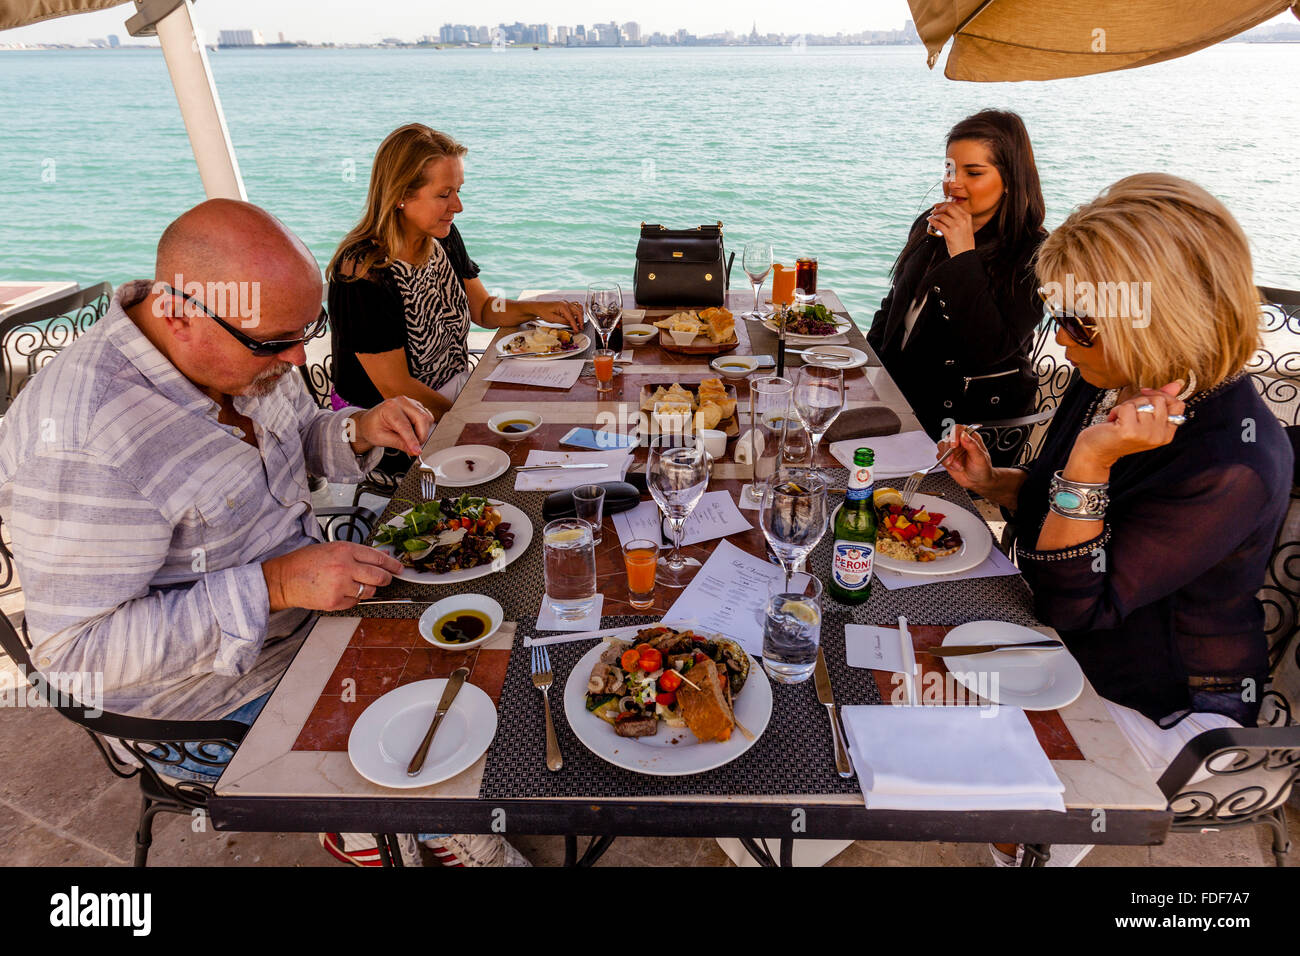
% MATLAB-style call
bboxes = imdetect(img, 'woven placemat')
[479,614,878,799]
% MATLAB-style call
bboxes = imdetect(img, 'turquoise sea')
[1,45,1297,321]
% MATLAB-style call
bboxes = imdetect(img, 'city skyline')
[2,0,919,46]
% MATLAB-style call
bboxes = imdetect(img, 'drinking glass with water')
[762,573,823,684]
[543,518,597,621]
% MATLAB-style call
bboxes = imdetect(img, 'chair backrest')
[1249,286,1300,427]
[1157,726,1300,827]
[976,320,1078,465]
[298,317,335,409]
[0,282,112,414]
[1259,453,1300,727]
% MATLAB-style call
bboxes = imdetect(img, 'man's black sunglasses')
[1037,287,1099,348]
[163,284,327,357]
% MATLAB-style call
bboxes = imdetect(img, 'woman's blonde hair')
[327,124,468,281]
[1035,173,1261,392]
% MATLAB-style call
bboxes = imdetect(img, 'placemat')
[479,614,876,799]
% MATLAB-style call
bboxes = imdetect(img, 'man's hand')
[528,300,584,332]
[349,396,435,457]
[262,541,404,612]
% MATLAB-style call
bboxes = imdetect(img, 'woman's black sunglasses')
[162,284,327,357]
[1037,287,1099,348]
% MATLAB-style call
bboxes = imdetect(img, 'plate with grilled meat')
[373,494,533,585]
[563,624,771,775]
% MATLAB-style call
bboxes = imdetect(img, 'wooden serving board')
[638,380,740,438]
[657,327,740,356]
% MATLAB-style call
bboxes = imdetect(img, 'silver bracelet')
[1048,470,1109,520]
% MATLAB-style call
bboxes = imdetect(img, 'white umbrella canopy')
[908,0,1299,81]
[0,0,130,31]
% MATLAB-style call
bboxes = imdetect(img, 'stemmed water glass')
[759,467,829,588]
[586,282,623,371]
[646,441,710,588]
[742,241,774,321]
[793,364,844,471]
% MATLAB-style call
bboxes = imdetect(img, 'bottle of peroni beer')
[829,447,876,605]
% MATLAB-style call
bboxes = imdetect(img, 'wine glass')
[926,158,958,237]
[741,241,774,320]
[759,467,829,588]
[793,364,844,470]
[646,441,710,588]
[586,282,623,372]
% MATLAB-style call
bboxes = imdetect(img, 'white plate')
[347,678,498,789]
[845,492,993,576]
[800,345,868,370]
[376,501,533,585]
[422,445,510,487]
[763,315,853,343]
[563,637,772,776]
[419,594,504,650]
[495,330,591,361]
[940,622,1084,711]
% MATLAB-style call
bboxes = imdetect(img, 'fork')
[531,643,563,771]
[901,423,981,507]
[418,461,438,501]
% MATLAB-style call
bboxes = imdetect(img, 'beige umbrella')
[909,0,1299,81]
[1,0,245,199]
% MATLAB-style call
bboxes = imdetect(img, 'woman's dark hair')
[893,109,1046,287]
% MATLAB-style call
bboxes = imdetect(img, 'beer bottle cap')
[853,448,874,467]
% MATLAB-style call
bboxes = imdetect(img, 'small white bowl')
[698,428,727,459]
[487,409,542,441]
[669,328,698,347]
[623,323,657,345]
[419,594,504,650]
[711,355,759,380]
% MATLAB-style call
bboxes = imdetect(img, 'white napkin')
[830,430,939,478]
[873,545,1021,590]
[733,429,762,465]
[840,704,1066,811]
[513,449,633,491]
[536,593,604,632]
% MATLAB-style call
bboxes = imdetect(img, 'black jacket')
[867,214,1044,441]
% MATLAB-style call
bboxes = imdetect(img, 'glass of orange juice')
[770,263,797,308]
[593,348,616,393]
[622,538,659,609]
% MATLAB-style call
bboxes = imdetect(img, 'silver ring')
[1135,403,1156,414]
[1167,414,1186,425]
[356,583,365,600]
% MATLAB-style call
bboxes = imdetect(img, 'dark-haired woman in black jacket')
[868,110,1047,455]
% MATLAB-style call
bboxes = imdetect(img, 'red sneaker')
[319,832,383,867]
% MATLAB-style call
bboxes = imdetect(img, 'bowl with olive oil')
[419,594,504,650]
[487,409,542,442]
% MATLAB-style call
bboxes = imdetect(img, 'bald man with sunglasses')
[0,199,433,725]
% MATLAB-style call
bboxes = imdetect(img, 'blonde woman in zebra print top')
[328,124,582,419]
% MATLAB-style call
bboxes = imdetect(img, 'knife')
[814,649,854,779]
[515,462,610,472]
[406,667,469,776]
[923,640,1064,657]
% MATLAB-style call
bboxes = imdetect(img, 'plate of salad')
[763,302,853,342]
[372,494,533,585]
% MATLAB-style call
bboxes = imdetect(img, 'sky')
[3,0,923,44]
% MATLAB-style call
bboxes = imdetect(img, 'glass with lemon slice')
[542,518,597,621]
[762,573,824,684]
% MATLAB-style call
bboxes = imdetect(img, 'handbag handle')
[725,250,735,291]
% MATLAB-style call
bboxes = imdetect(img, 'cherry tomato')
[638,648,663,672]
[655,692,676,707]
[620,649,642,672]
[658,670,683,692]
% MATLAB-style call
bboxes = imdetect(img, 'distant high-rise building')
[556,25,569,45]
[439,24,453,43]
[218,29,264,47]
[622,21,641,45]
[107,34,120,48]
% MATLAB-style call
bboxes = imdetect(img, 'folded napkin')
[514,449,633,492]
[823,406,901,444]
[840,704,1065,811]
[830,429,939,478]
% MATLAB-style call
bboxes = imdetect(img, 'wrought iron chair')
[1249,286,1300,427]
[0,283,114,595]
[0,505,384,866]
[972,318,1077,467]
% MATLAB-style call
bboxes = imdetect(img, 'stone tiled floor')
[2,489,1295,868]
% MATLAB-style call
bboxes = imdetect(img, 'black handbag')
[634,222,731,308]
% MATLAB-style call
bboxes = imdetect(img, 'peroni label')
[832,540,875,590]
